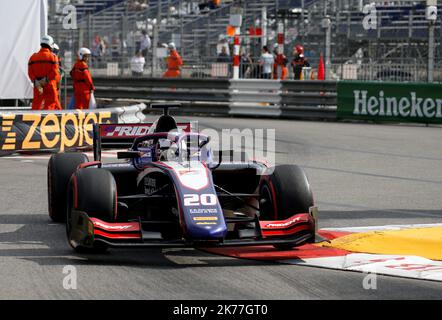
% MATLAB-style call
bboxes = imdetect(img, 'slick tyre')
[259,165,315,249]
[67,168,117,254]
[48,153,89,222]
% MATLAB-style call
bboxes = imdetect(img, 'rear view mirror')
[199,136,211,149]
[117,151,141,159]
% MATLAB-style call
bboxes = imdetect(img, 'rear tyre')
[47,153,89,222]
[259,165,315,250]
[67,168,117,253]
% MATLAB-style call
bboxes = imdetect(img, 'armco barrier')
[0,104,147,155]
[229,80,282,117]
[69,77,337,119]
[337,81,442,124]
[69,77,231,104]
[280,81,337,119]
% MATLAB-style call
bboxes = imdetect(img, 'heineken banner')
[337,81,442,124]
[0,104,147,156]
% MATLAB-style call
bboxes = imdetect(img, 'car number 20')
[184,194,217,206]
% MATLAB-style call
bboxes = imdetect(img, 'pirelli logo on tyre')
[0,110,117,154]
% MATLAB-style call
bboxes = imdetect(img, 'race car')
[47,105,317,252]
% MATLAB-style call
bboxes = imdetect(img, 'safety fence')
[83,56,442,83]
[0,104,147,156]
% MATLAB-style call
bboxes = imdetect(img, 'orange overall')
[273,54,288,80]
[53,54,62,90]
[28,48,61,110]
[70,60,95,109]
[163,50,183,78]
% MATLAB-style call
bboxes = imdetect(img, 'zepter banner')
[0,109,117,155]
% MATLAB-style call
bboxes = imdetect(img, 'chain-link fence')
[47,0,442,83]
[74,53,441,83]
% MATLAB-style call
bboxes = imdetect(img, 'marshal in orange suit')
[163,43,183,78]
[28,35,61,110]
[70,48,95,109]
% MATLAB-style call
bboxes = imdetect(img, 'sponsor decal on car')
[103,124,151,138]
[264,217,303,229]
[189,208,219,214]
[193,217,219,221]
[93,220,138,231]
[100,122,193,139]
[195,222,218,225]
[184,194,217,207]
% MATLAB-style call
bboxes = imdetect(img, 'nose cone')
[187,221,228,240]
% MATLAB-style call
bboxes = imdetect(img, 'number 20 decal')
[184,194,217,206]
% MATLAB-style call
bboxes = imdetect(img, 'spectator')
[92,35,106,66]
[199,1,219,12]
[128,0,149,11]
[130,51,146,77]
[217,34,230,56]
[240,49,253,78]
[198,1,210,12]
[111,35,121,60]
[210,0,221,9]
[217,46,230,63]
[259,46,274,79]
[139,30,151,58]
[159,43,169,72]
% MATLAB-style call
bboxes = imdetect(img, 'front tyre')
[67,168,117,253]
[48,153,89,222]
[259,165,315,249]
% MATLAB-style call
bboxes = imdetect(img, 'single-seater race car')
[47,105,318,253]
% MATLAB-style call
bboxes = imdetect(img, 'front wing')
[68,208,317,249]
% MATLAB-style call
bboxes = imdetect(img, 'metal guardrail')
[90,77,230,89]
[280,81,337,119]
[64,77,337,120]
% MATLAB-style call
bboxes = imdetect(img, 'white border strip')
[321,223,442,233]
[280,253,442,282]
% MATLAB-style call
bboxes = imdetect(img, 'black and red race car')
[47,105,318,252]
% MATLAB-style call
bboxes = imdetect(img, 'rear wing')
[92,122,196,161]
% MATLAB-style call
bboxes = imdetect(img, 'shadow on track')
[0,213,275,269]
[2,210,441,268]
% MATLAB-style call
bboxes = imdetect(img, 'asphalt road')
[0,116,441,299]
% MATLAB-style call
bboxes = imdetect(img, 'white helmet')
[78,47,92,60]
[41,35,54,47]
[273,43,279,49]
[52,43,60,53]
[168,42,176,50]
